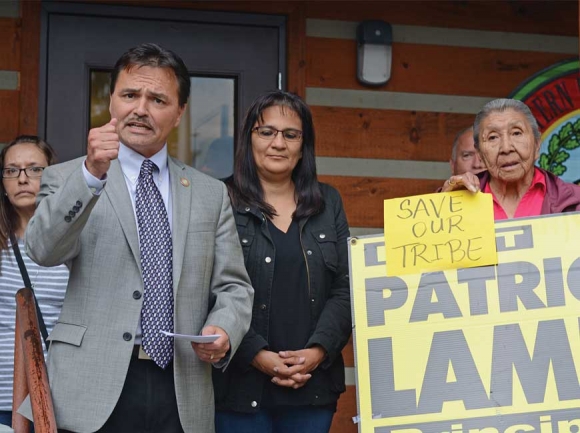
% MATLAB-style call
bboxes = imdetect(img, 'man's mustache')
[124,117,153,129]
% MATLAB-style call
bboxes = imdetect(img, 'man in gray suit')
[25,43,253,433]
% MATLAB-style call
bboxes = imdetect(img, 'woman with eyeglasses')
[213,91,351,433]
[0,136,68,427]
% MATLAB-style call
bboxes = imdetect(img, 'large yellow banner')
[350,212,580,433]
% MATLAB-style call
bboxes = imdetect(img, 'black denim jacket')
[213,183,352,413]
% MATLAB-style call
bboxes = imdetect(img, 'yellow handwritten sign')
[350,213,580,433]
[383,191,496,276]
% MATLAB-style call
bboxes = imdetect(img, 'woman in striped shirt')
[0,136,68,427]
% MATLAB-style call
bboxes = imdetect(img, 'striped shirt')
[0,239,68,410]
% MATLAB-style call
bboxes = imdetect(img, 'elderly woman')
[440,98,580,219]
[213,90,351,433]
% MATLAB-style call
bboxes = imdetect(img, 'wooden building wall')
[300,4,576,431]
[0,1,39,143]
[0,1,578,432]
[306,1,577,234]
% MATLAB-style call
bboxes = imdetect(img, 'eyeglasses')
[2,167,46,179]
[252,126,303,142]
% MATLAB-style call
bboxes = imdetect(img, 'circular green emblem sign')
[510,58,580,183]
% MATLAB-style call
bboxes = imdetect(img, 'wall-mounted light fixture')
[356,20,392,87]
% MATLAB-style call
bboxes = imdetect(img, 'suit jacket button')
[69,210,76,217]
[133,291,142,300]
[251,401,257,408]
[259,304,266,310]
[72,206,80,212]
[123,332,132,341]
[64,216,72,223]
[76,200,83,207]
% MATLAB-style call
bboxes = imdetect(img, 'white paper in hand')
[160,331,220,343]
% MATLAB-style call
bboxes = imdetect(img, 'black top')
[263,218,310,406]
[213,182,351,413]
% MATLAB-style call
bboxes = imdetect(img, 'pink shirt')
[484,168,546,220]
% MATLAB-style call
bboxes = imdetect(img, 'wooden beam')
[313,106,473,162]
[331,386,357,433]
[14,288,57,433]
[307,37,572,98]
[0,18,20,70]
[18,0,41,135]
[306,1,578,37]
[0,90,19,142]
[319,175,444,228]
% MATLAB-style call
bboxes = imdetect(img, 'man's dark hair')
[110,42,190,107]
[227,90,324,219]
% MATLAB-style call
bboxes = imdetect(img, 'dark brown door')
[39,1,285,176]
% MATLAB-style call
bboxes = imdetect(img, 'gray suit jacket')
[25,157,254,433]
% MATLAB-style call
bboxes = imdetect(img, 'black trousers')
[60,352,184,433]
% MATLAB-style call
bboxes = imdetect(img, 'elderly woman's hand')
[440,172,480,194]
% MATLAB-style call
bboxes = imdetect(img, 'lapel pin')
[180,177,190,187]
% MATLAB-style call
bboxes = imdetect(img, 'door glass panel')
[90,71,235,179]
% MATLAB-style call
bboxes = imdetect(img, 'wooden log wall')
[0,2,578,433]
[0,4,21,143]
[306,1,577,234]
[304,4,576,429]
[0,1,39,142]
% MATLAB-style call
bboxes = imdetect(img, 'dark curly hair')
[110,42,190,107]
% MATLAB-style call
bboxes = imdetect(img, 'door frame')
[37,1,287,146]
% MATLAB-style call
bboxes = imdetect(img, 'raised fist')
[86,118,120,179]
